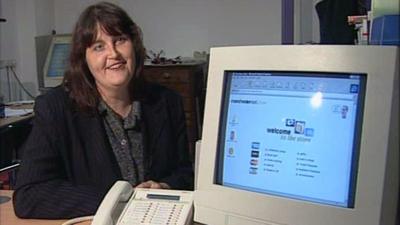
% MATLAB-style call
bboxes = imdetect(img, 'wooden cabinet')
[142,64,205,157]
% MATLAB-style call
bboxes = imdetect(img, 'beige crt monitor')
[194,45,399,225]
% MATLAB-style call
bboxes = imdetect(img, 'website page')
[219,71,365,208]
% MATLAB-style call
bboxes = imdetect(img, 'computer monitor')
[42,35,71,88]
[194,45,399,225]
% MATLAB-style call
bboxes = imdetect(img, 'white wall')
[0,0,54,101]
[35,0,55,35]
[0,0,19,101]
[55,0,282,58]
[294,0,320,44]
[1,0,283,100]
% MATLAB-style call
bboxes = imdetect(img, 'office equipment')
[92,181,194,225]
[42,35,71,88]
[194,45,399,225]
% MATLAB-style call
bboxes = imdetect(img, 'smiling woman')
[63,1,146,113]
[85,29,136,117]
[85,31,134,89]
[12,1,193,219]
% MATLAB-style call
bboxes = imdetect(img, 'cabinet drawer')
[182,97,195,112]
[184,111,195,126]
[162,83,194,98]
[143,68,193,84]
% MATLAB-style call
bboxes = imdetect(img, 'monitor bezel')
[195,45,399,225]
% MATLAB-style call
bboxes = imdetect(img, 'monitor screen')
[194,45,399,225]
[43,35,71,88]
[216,71,366,208]
[46,43,70,78]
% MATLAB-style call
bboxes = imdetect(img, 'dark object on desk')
[0,104,4,118]
[316,0,358,44]
[0,95,5,118]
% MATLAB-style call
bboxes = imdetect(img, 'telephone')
[92,181,194,225]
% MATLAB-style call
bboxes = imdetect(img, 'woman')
[13,2,193,219]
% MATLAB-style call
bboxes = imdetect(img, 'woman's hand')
[136,180,171,189]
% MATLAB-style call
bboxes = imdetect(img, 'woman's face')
[85,26,136,94]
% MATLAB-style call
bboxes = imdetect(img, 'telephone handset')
[92,181,194,225]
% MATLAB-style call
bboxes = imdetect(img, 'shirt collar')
[98,100,141,130]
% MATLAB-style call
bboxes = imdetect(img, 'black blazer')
[13,84,193,219]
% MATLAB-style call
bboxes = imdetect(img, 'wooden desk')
[0,104,34,129]
[0,190,85,225]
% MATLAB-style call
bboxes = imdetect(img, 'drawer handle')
[162,72,171,79]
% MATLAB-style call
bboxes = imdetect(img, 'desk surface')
[0,190,89,225]
[0,104,34,129]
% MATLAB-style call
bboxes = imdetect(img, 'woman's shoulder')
[34,85,70,112]
[37,85,69,101]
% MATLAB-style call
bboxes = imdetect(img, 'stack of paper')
[4,107,33,117]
